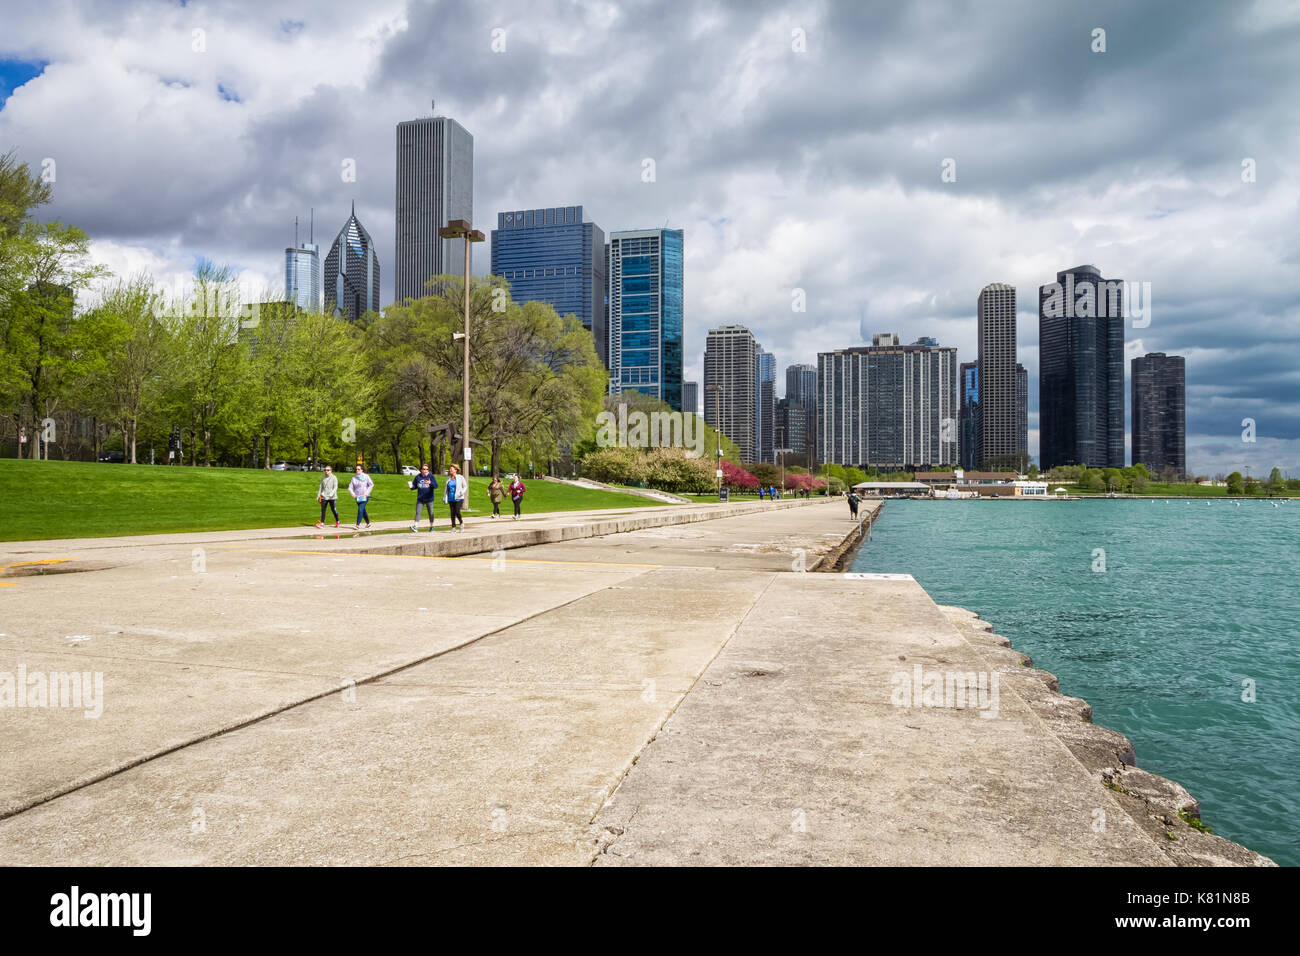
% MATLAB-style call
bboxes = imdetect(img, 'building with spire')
[283,211,321,312]
[323,202,380,322]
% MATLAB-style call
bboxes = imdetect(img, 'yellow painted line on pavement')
[223,547,662,569]
[0,557,75,588]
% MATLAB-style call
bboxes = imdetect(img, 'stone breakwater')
[939,606,1276,867]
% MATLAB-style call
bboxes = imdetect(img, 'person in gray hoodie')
[316,465,339,528]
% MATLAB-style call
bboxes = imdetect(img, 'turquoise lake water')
[849,497,1299,866]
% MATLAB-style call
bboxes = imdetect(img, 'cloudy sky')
[3,0,1299,474]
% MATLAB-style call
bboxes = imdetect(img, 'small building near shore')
[852,481,933,498]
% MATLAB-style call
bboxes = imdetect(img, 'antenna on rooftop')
[309,207,314,244]
[294,215,299,247]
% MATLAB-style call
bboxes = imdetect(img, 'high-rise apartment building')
[490,205,607,365]
[682,381,699,416]
[756,349,775,464]
[784,363,818,458]
[1131,352,1186,476]
[607,229,683,410]
[703,325,758,462]
[818,335,959,468]
[395,111,474,302]
[775,399,807,462]
[978,283,1018,468]
[959,361,979,471]
[323,203,380,322]
[1038,264,1125,469]
[1016,363,1028,458]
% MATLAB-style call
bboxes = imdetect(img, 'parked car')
[401,465,419,476]
[98,450,125,463]
[270,460,292,471]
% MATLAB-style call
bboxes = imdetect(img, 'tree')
[1027,464,1039,479]
[164,262,249,466]
[1267,467,1285,494]
[1,221,107,458]
[83,273,170,464]
[1226,471,1244,495]
[721,459,758,489]
[750,461,780,486]
[284,309,376,467]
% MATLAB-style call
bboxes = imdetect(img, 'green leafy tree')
[83,272,170,463]
[1,222,107,458]
[1226,471,1244,495]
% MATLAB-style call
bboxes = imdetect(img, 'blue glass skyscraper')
[606,228,683,410]
[756,349,775,463]
[490,205,606,364]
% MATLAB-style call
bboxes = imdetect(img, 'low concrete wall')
[353,496,835,559]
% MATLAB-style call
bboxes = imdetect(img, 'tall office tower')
[785,363,817,458]
[774,398,807,462]
[818,336,959,468]
[1016,363,1028,458]
[607,229,683,410]
[1131,352,1186,476]
[703,325,758,462]
[395,109,474,302]
[284,215,321,312]
[977,282,1018,468]
[682,381,699,416]
[1038,264,1126,469]
[322,202,380,322]
[959,361,980,470]
[756,349,775,463]
[490,205,607,364]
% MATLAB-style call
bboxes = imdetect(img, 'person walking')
[508,474,526,519]
[488,475,504,518]
[316,465,339,528]
[847,491,860,519]
[349,464,374,530]
[445,464,467,531]
[409,463,438,532]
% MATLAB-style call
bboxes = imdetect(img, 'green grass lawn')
[0,459,665,541]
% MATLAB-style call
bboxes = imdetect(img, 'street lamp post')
[776,447,793,496]
[438,219,485,479]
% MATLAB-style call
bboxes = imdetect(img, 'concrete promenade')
[0,497,1270,865]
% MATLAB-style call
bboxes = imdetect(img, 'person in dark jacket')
[847,491,860,518]
[409,464,438,532]
[488,476,504,518]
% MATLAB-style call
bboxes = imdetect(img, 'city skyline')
[3,1,1297,474]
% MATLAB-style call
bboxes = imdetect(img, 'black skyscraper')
[1038,264,1125,469]
[1131,352,1186,477]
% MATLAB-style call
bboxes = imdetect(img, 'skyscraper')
[395,110,474,302]
[703,325,758,462]
[775,399,807,462]
[1131,352,1186,477]
[284,223,321,313]
[323,203,380,322]
[1016,363,1028,458]
[818,336,959,468]
[607,228,683,410]
[784,363,818,458]
[978,283,1017,468]
[490,205,607,364]
[682,381,699,416]
[959,361,979,470]
[1038,264,1126,469]
[756,349,775,464]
